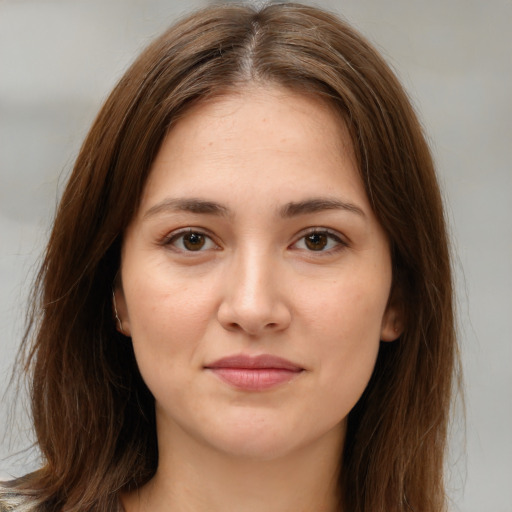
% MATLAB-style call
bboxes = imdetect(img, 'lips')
[204,354,304,391]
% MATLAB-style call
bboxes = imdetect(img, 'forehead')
[138,85,367,213]
[167,85,353,158]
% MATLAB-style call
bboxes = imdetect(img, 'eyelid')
[290,227,349,252]
[161,227,220,251]
[159,226,348,253]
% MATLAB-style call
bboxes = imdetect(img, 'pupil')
[305,233,327,251]
[184,233,205,250]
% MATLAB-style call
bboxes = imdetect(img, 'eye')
[165,229,218,252]
[292,229,346,252]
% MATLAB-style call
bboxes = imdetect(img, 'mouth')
[204,354,304,391]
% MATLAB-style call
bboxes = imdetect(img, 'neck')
[122,418,345,512]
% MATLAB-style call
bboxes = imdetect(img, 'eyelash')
[162,227,348,255]
[162,228,219,252]
[291,228,348,254]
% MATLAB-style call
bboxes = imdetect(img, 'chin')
[207,433,303,461]
[196,411,345,462]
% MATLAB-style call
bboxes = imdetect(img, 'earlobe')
[380,305,404,342]
[113,287,132,337]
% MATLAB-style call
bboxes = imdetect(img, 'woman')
[1,3,458,511]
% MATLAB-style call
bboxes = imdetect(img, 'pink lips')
[205,354,304,391]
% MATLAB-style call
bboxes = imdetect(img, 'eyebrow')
[143,196,365,220]
[143,198,231,219]
[279,198,366,218]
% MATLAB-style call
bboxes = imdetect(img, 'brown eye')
[183,232,206,251]
[165,229,218,253]
[304,233,328,251]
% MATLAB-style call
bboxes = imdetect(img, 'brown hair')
[7,3,458,511]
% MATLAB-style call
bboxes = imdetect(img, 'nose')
[217,248,292,336]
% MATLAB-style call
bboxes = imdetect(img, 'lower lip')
[207,368,302,391]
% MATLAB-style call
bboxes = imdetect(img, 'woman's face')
[116,86,400,460]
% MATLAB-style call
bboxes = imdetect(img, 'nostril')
[217,299,292,335]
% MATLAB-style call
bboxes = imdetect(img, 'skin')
[116,85,402,512]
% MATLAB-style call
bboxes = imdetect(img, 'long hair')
[5,3,457,511]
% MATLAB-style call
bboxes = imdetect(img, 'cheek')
[303,273,389,345]
[127,261,214,331]
[123,271,216,380]
[299,274,389,402]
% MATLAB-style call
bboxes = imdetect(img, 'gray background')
[1,1,511,511]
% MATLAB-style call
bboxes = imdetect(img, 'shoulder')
[0,483,36,512]
[1,483,125,512]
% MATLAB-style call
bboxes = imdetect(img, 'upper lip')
[205,354,303,372]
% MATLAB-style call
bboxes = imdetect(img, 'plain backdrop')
[1,1,511,511]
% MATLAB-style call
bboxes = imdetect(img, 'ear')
[380,297,404,342]
[113,282,132,337]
